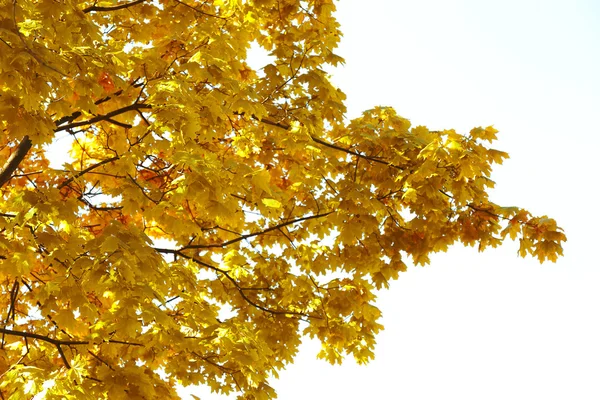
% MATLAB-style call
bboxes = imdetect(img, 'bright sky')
[180,0,600,399]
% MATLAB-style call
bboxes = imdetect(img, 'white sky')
[181,0,600,399]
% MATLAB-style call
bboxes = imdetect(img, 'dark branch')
[153,248,319,319]
[172,0,227,20]
[58,157,119,189]
[55,103,151,133]
[0,328,142,347]
[56,345,70,368]
[0,136,32,188]
[83,0,147,13]
[54,78,144,127]
[0,328,88,346]
[182,211,333,250]
[439,189,508,221]
[127,173,160,204]
[310,135,404,171]
[253,115,406,170]
[105,118,133,129]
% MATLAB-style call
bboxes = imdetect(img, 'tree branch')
[253,115,406,170]
[182,211,333,250]
[153,248,320,319]
[172,0,227,20]
[0,136,32,188]
[0,328,142,348]
[310,135,404,171]
[54,103,151,133]
[56,345,70,368]
[58,156,119,189]
[83,0,147,13]
[54,78,143,127]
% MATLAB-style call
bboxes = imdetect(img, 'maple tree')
[0,0,566,398]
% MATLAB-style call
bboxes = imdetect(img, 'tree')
[0,0,565,398]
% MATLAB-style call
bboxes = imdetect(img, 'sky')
[180,0,600,399]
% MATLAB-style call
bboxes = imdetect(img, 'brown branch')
[172,0,227,20]
[310,135,404,171]
[88,350,115,370]
[104,339,143,346]
[104,118,133,129]
[84,375,102,383]
[0,328,88,347]
[54,103,151,133]
[83,202,123,212]
[18,279,74,340]
[439,189,506,220]
[153,248,319,319]
[55,110,83,128]
[54,78,143,127]
[0,37,12,48]
[0,328,142,347]
[256,113,522,230]
[277,227,296,249]
[83,0,147,13]
[0,136,32,188]
[127,174,160,204]
[261,46,312,105]
[11,171,43,178]
[58,157,119,189]
[1,279,19,348]
[251,115,406,170]
[250,115,290,130]
[4,279,18,325]
[56,344,70,368]
[377,188,404,200]
[182,211,333,250]
[321,174,339,195]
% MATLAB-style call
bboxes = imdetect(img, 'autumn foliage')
[0,0,565,398]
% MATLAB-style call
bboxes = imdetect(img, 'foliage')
[0,0,565,398]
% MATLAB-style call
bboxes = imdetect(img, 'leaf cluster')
[0,0,564,398]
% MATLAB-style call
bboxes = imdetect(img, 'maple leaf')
[0,0,565,399]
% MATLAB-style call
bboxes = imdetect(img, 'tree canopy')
[0,0,565,398]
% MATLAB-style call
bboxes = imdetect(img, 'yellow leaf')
[402,188,418,202]
[252,169,272,195]
[262,198,282,208]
